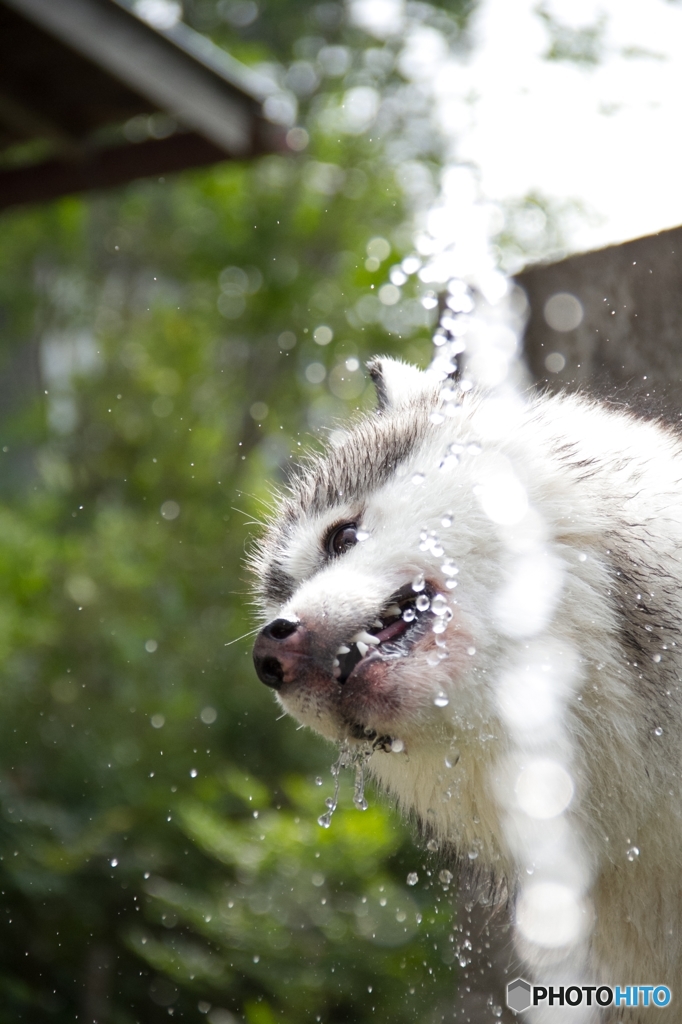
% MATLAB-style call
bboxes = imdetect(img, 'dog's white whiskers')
[224,626,262,646]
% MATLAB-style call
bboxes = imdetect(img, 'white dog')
[252,358,682,1020]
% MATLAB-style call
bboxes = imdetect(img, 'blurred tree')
[0,1,485,1022]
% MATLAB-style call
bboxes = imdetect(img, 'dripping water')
[317,740,372,827]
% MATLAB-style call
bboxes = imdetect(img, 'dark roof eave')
[2,0,279,157]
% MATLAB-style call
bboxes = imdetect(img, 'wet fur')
[251,358,682,1021]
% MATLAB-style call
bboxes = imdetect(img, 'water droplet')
[434,692,449,707]
[426,839,439,852]
[653,653,662,663]
[432,620,447,634]
[110,858,118,867]
[412,473,425,486]
[467,849,479,860]
[439,869,453,884]
[390,738,405,753]
[353,762,369,811]
[416,595,430,611]
[466,443,481,454]
[441,514,453,528]
[654,726,663,737]
[411,574,425,592]
[430,412,445,424]
[315,776,323,786]
[626,846,640,861]
[467,646,476,656]
[403,607,416,622]
[406,872,419,886]
[318,812,332,828]
[431,595,448,616]
[190,768,198,778]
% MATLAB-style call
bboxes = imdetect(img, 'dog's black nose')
[254,654,285,689]
[253,619,301,689]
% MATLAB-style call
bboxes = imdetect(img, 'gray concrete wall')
[516,224,682,418]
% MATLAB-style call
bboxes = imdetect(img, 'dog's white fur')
[252,359,682,1019]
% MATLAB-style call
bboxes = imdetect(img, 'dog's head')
[250,358,506,751]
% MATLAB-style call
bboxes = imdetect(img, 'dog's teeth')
[333,658,340,668]
[385,604,401,617]
[337,644,350,655]
[373,619,383,628]
[356,641,369,657]
[333,666,341,679]
[351,630,380,646]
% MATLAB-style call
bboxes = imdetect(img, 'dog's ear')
[366,357,435,412]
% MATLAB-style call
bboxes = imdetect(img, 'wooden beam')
[0,89,82,158]
[0,131,252,210]
[1,0,272,156]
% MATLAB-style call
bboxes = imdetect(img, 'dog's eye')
[327,523,358,557]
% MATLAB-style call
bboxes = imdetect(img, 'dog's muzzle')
[253,618,305,690]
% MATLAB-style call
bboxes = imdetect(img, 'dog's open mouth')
[333,580,435,685]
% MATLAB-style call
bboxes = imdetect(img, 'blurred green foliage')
[0,1,480,1021]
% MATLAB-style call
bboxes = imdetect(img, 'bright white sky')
[460,0,682,254]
